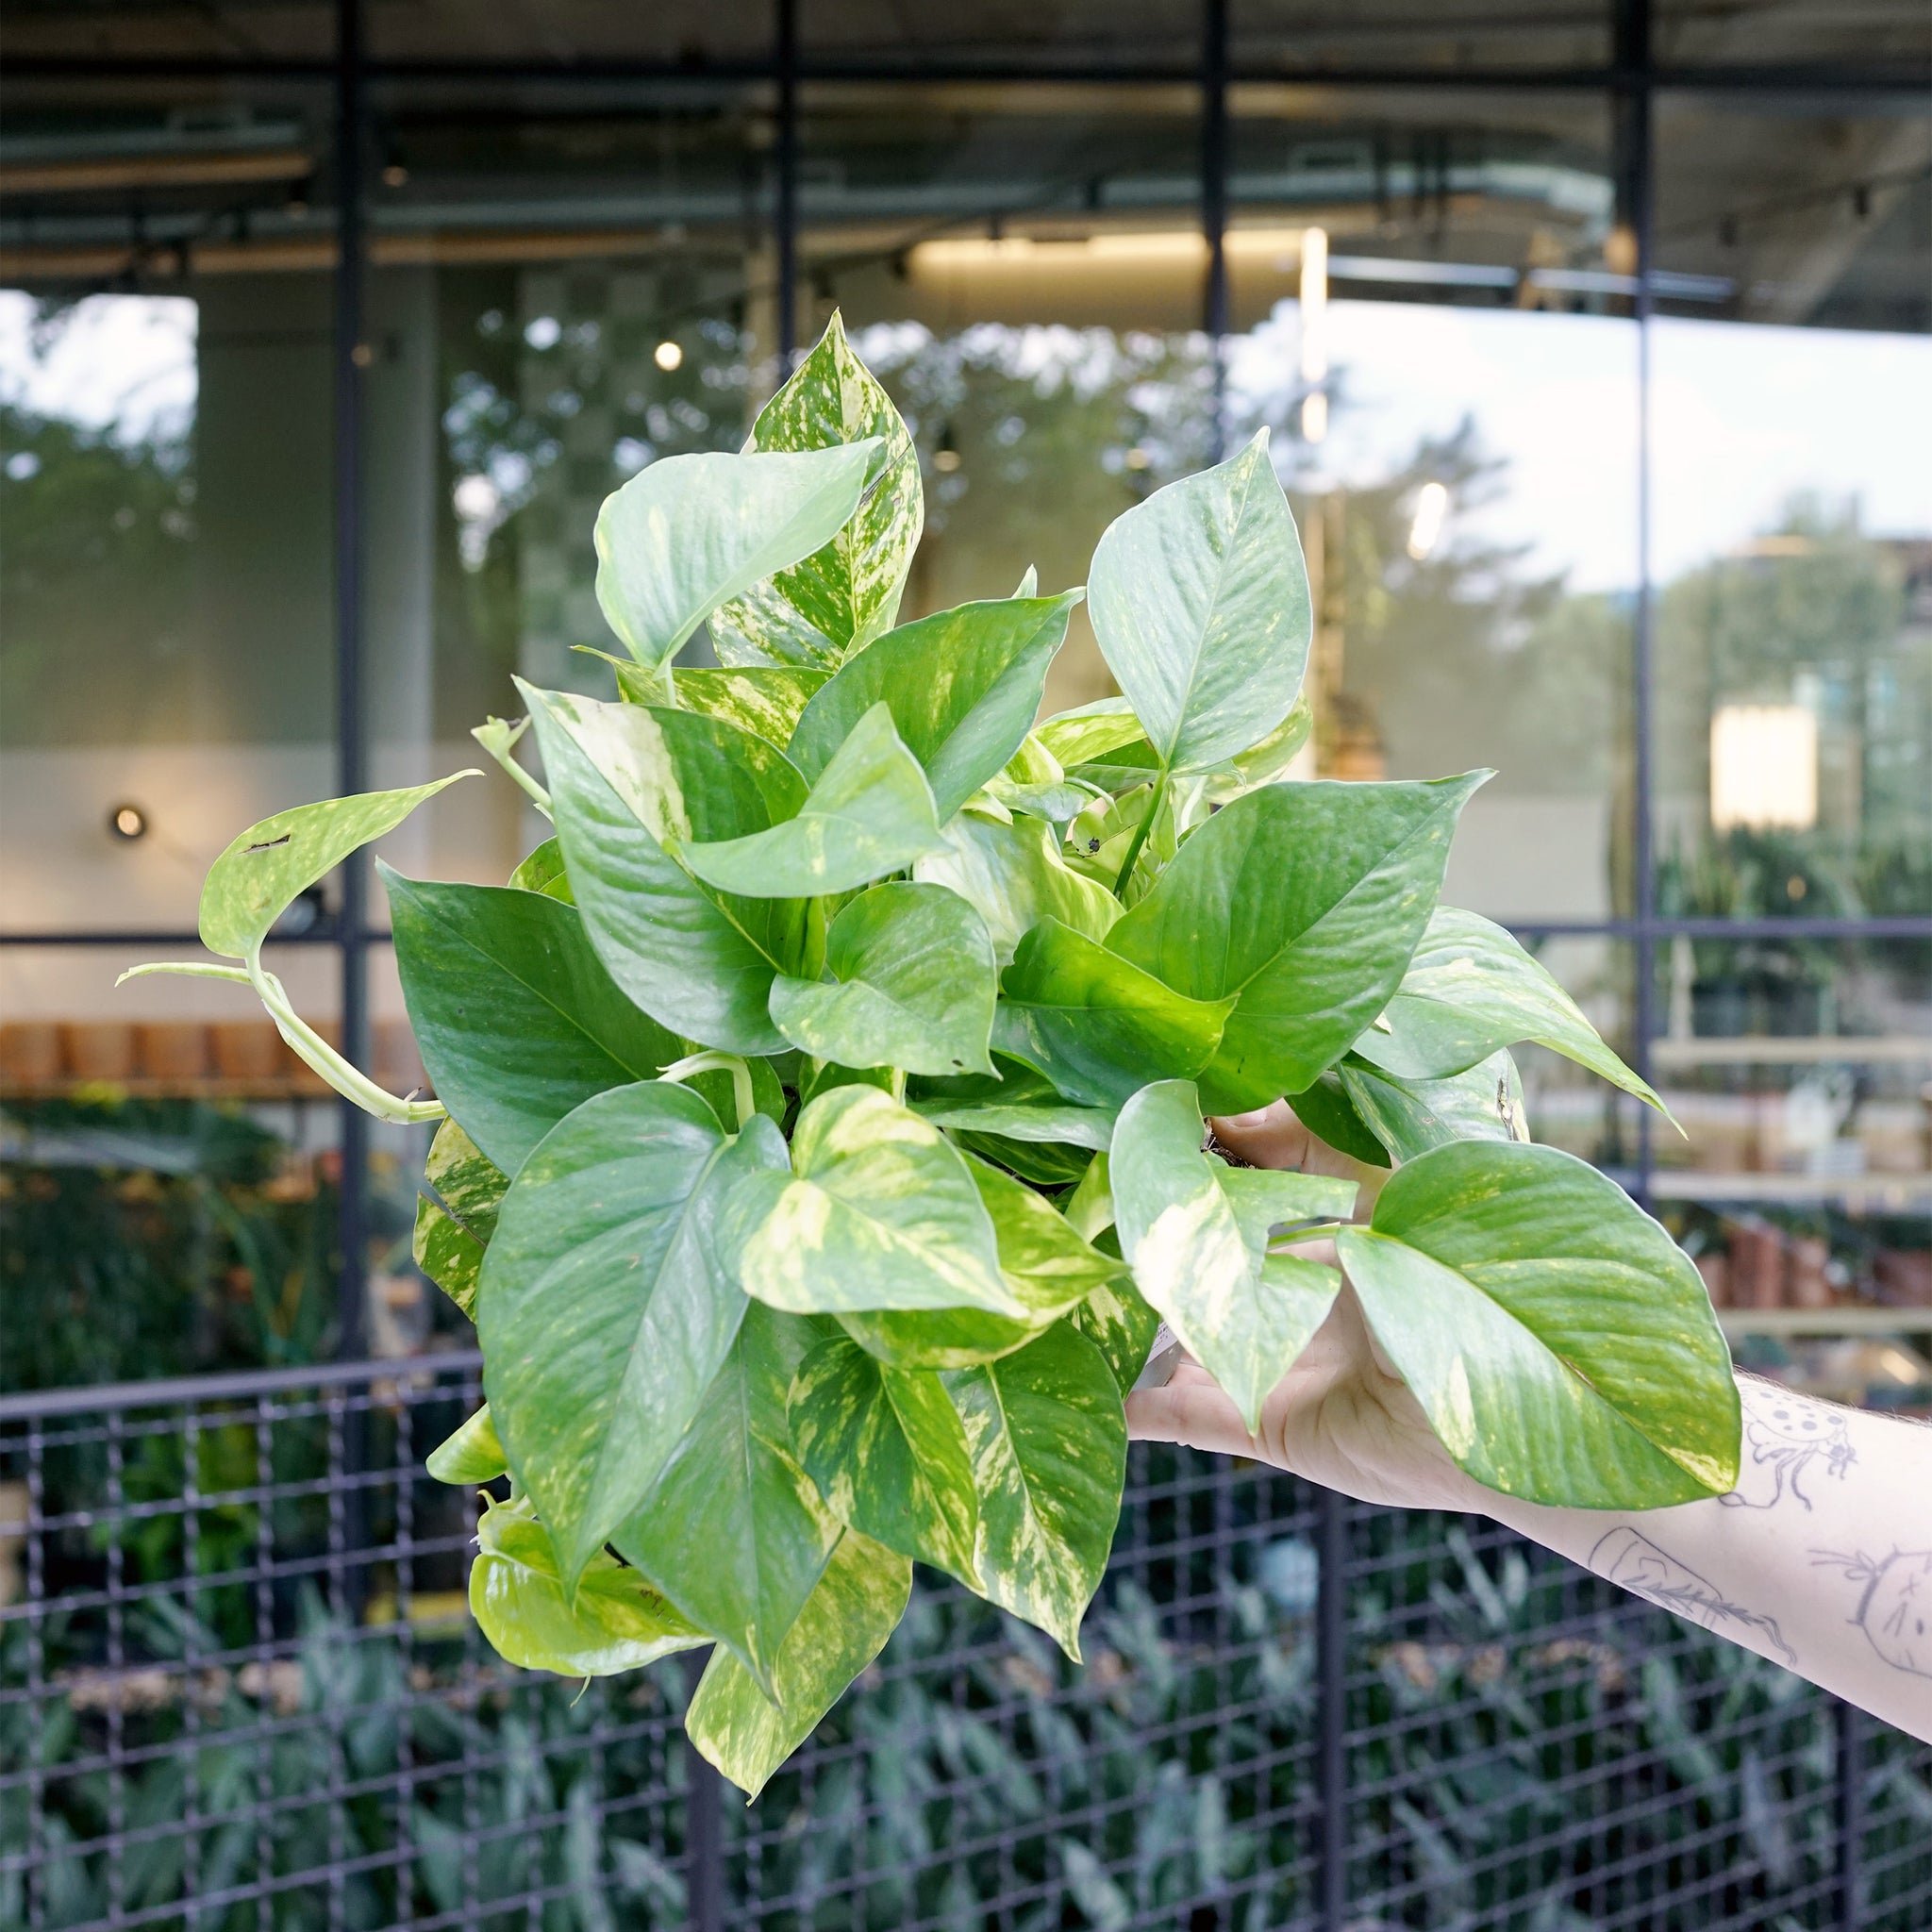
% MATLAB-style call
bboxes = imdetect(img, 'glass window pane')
[802,81,1210,716]
[1236,2,1608,74]
[363,79,774,888]
[1655,1,1931,67]
[1649,936,1931,1374]
[1,81,338,939]
[1653,104,1932,921]
[1228,92,1635,922]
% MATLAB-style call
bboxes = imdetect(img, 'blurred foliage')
[7,1452,1929,1930]
[0,1097,338,1393]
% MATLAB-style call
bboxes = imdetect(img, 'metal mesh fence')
[3,1357,1927,1932]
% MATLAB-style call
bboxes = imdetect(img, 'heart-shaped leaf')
[769,881,997,1076]
[481,1082,787,1591]
[728,1085,1024,1318]
[1111,1079,1353,1428]
[941,1322,1125,1660]
[508,837,573,901]
[198,773,475,960]
[916,812,1121,968]
[1336,1140,1740,1509]
[469,1496,705,1678]
[1034,696,1144,770]
[594,440,878,668]
[675,665,829,742]
[425,1404,507,1485]
[685,1526,911,1799]
[681,704,948,899]
[711,312,923,669]
[614,1303,843,1689]
[788,591,1081,818]
[788,1336,980,1583]
[1350,907,1668,1116]
[1087,430,1310,774]
[523,682,810,1053]
[993,918,1234,1109]
[1106,774,1487,1112]
[1340,1048,1529,1163]
[383,870,683,1176]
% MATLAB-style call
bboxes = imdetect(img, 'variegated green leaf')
[1340,1048,1530,1163]
[614,1303,843,1690]
[507,837,573,901]
[915,811,1121,968]
[681,704,948,899]
[769,880,997,1076]
[942,1322,1125,1660]
[470,1495,704,1678]
[425,1404,507,1484]
[711,313,923,669]
[788,1336,979,1583]
[686,1527,911,1800]
[413,1195,484,1320]
[728,1085,1024,1318]
[1337,1140,1740,1509]
[675,665,830,742]
[594,440,878,669]
[425,1117,508,1243]
[1073,1276,1162,1392]
[1111,1079,1354,1429]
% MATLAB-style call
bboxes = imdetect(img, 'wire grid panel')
[4,1364,1931,1932]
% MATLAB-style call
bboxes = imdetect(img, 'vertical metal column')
[1837,1700,1865,1929]
[1615,0,1658,1207]
[1317,1487,1348,1932]
[775,0,799,371]
[333,0,370,1363]
[683,1653,726,1932]
[1201,0,1230,462]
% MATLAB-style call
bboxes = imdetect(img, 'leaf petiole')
[658,1050,757,1133]
[1111,764,1171,897]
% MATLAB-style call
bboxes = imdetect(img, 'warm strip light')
[1299,225,1329,383]
[1709,704,1818,831]
[908,225,1331,275]
[1300,391,1328,443]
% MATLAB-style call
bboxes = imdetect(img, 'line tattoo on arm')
[1719,1380,1857,1512]
[1591,1525,1796,1666]
[1811,1548,1932,1679]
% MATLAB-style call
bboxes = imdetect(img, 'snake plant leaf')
[1349,907,1669,1117]
[614,1303,843,1690]
[508,837,573,902]
[1033,696,1145,771]
[710,312,923,670]
[681,704,948,899]
[424,1117,508,1245]
[413,1196,485,1320]
[675,666,830,743]
[1283,1070,1392,1169]
[1073,1275,1163,1392]
[915,812,1121,968]
[788,1336,980,1583]
[685,1527,912,1800]
[769,881,997,1076]
[470,1495,704,1678]
[1337,1140,1740,1509]
[522,682,809,1054]
[728,1085,1025,1318]
[942,1321,1125,1660]
[1105,773,1488,1113]
[787,591,1081,819]
[594,440,879,669]
[198,773,475,961]
[1111,1080,1351,1429]
[993,919,1235,1110]
[481,1083,786,1591]
[425,1404,507,1485]
[1087,430,1310,774]
[1340,1049,1530,1163]
[382,870,684,1176]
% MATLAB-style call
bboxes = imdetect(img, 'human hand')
[1123,1100,1485,1514]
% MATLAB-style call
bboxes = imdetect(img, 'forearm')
[1473,1374,1932,1741]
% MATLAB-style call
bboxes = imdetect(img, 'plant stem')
[1112,765,1171,897]
[658,1050,756,1131]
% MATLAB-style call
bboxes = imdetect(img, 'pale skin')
[1126,1103,1932,1745]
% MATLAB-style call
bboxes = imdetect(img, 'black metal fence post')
[1318,1486,1349,1932]
[1201,0,1229,463]
[1839,1699,1866,1930]
[775,0,799,372]
[684,1653,727,1932]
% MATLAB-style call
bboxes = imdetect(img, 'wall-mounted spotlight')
[108,803,149,842]
[382,155,409,189]
[284,177,314,219]
[933,423,961,474]
[653,339,684,372]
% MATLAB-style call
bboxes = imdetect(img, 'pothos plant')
[127,316,1739,1799]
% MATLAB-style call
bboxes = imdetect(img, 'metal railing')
[3,1357,1927,1931]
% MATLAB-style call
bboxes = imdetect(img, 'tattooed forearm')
[1478,1374,1932,1743]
